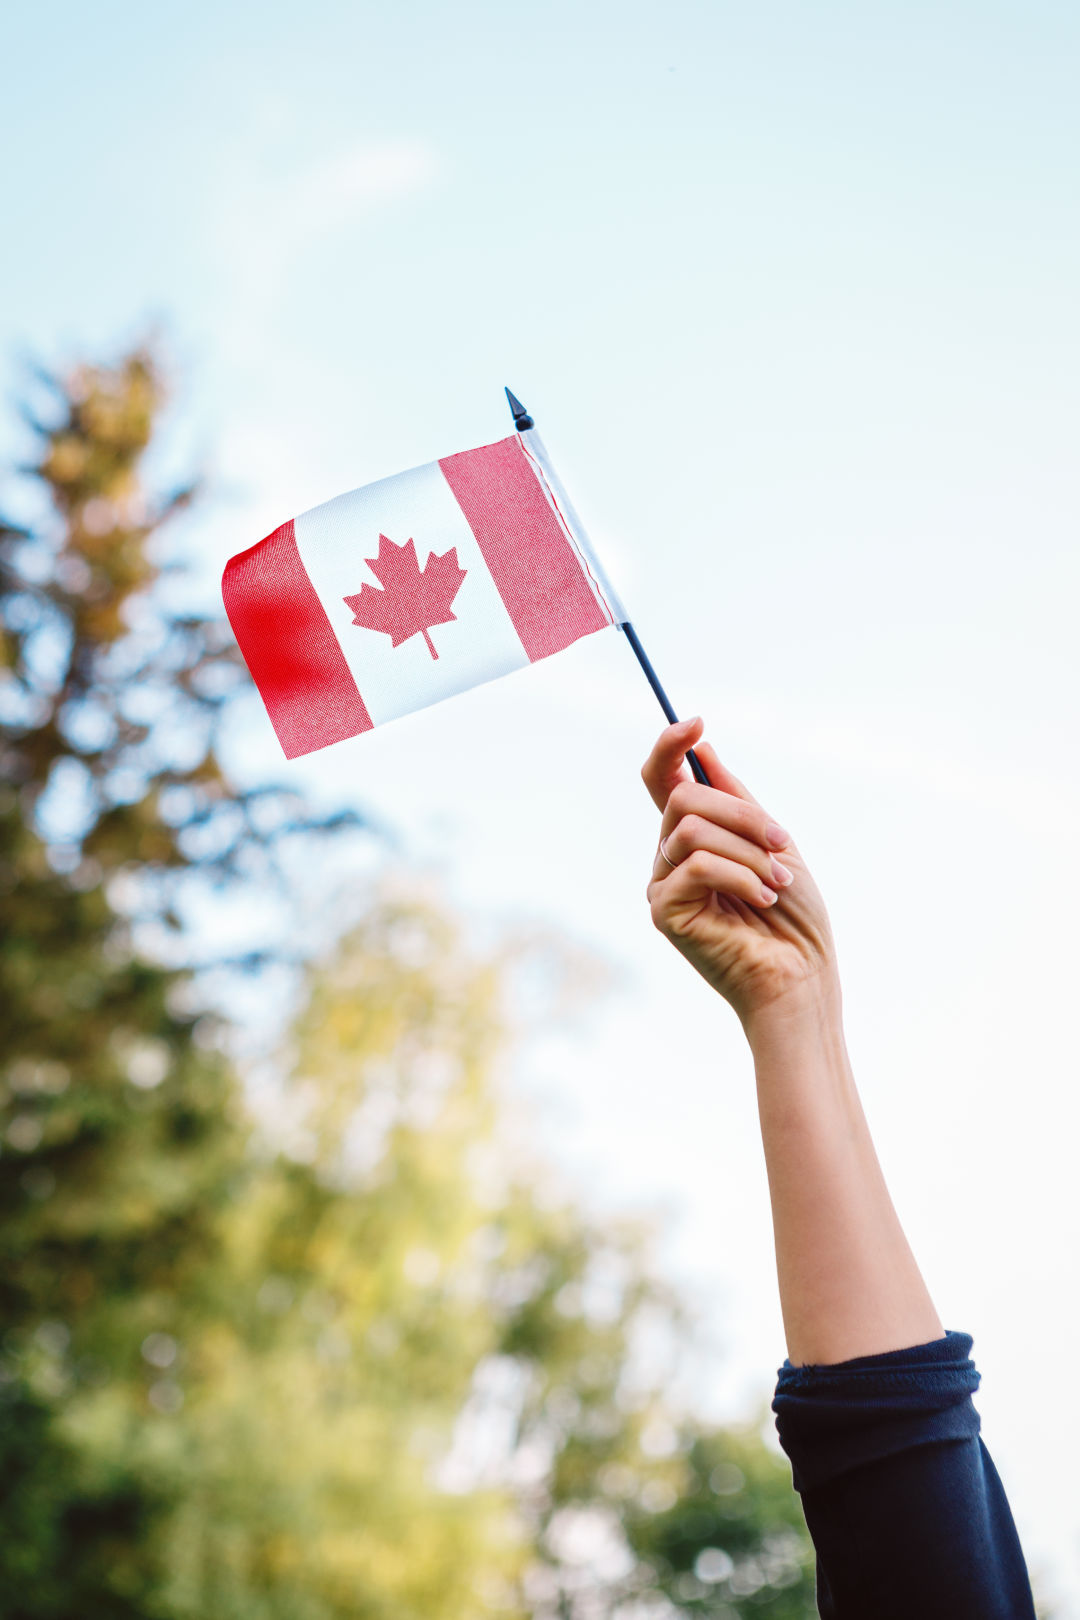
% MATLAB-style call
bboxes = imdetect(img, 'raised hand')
[642,718,839,1027]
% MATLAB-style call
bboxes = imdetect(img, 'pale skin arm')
[642,719,943,1367]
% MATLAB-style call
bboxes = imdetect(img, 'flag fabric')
[222,429,626,759]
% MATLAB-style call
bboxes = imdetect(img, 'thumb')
[640,717,705,812]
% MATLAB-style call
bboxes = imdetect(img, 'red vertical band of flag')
[438,436,608,661]
[222,520,373,759]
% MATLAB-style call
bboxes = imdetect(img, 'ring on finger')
[658,835,678,870]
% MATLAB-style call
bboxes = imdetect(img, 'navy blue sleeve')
[771,1331,1035,1619]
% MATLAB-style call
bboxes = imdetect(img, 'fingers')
[649,848,779,921]
[653,816,794,891]
[641,721,794,927]
[640,717,704,812]
[641,724,785,841]
[658,779,791,854]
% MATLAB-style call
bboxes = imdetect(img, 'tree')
[0,345,355,1616]
[0,346,818,1619]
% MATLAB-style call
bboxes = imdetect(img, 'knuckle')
[668,782,695,819]
[729,799,755,835]
[677,813,702,845]
[684,849,711,881]
[739,808,763,845]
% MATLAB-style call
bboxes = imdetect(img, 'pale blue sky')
[4,1,1080,1606]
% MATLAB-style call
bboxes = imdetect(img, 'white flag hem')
[518,430,629,626]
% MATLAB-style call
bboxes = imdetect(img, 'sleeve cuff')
[771,1329,982,1493]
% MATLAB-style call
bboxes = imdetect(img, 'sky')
[4,0,1080,1606]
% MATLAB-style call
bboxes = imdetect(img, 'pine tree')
[0,347,352,1615]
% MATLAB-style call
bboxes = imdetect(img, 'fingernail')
[765,821,790,850]
[761,884,778,905]
[770,858,794,887]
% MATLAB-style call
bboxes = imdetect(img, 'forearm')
[745,980,943,1367]
[639,721,944,1366]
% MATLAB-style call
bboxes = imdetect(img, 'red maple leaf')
[343,534,467,660]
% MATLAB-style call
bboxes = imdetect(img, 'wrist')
[740,972,845,1058]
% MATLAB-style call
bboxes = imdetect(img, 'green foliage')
[0,348,818,1619]
[624,1425,815,1615]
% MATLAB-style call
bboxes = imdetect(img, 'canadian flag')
[223,430,626,759]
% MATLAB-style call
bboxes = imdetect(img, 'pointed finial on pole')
[504,386,535,432]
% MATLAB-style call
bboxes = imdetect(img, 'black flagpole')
[505,387,709,787]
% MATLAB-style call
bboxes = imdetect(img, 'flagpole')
[505,388,710,787]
